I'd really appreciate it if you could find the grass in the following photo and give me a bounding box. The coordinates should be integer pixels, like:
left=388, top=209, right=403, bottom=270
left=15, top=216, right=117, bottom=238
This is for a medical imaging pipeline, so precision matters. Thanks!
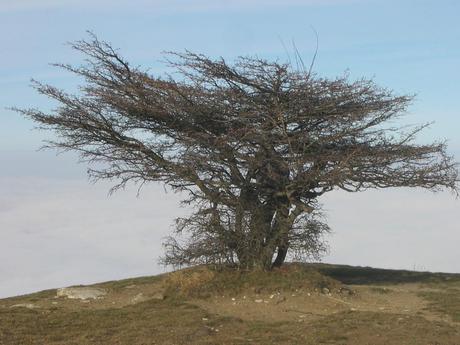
left=164, top=263, right=340, bottom=298
left=369, top=287, right=392, bottom=294
left=419, top=288, right=460, bottom=322
left=0, top=299, right=214, bottom=345
left=95, top=274, right=165, bottom=292
left=1, top=263, right=459, bottom=345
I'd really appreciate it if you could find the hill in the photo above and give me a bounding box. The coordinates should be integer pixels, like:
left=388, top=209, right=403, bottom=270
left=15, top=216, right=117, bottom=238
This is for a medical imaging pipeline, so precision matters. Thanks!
left=1, top=263, right=459, bottom=344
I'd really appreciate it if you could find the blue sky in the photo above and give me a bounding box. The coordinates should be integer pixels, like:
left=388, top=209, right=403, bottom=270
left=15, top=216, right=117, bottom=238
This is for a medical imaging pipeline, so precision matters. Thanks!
left=1, top=0, right=459, bottom=297
left=2, top=0, right=460, bottom=150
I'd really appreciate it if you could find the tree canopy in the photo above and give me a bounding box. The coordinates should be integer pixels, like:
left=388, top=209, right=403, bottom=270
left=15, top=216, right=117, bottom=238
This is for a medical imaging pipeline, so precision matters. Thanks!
left=17, top=34, right=459, bottom=270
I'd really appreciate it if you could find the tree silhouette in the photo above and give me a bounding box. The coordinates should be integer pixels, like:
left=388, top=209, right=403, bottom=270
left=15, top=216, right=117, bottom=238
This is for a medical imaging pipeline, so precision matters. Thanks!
left=17, top=34, right=459, bottom=270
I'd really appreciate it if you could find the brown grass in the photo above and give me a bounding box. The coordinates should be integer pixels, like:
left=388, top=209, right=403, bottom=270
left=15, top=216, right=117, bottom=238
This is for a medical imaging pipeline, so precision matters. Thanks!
left=164, top=263, right=340, bottom=298
left=1, top=263, right=459, bottom=345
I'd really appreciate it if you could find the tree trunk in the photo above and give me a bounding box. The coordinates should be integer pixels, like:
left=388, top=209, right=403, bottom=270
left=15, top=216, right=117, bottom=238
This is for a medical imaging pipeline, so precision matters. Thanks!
left=269, top=203, right=291, bottom=269
left=272, top=245, right=288, bottom=268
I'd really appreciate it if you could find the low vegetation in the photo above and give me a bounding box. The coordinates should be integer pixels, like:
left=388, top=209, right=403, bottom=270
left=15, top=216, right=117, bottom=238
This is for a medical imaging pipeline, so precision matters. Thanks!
left=163, top=264, right=340, bottom=298
left=1, top=263, right=459, bottom=345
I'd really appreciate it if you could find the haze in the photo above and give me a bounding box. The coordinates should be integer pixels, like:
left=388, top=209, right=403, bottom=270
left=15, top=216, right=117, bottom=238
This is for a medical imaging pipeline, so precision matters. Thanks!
left=1, top=0, right=459, bottom=298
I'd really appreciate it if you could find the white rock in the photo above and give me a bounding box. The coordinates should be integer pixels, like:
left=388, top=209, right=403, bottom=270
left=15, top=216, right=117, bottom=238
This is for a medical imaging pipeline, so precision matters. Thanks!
left=131, top=293, right=146, bottom=304
left=151, top=292, right=165, bottom=300
left=56, top=287, right=107, bottom=300
left=254, top=299, right=263, bottom=303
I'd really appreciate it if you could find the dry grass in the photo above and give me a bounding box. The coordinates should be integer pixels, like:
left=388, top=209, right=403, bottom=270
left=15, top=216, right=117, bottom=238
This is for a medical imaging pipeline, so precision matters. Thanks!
left=164, top=263, right=340, bottom=298
left=420, top=288, right=460, bottom=322
left=1, top=263, right=459, bottom=345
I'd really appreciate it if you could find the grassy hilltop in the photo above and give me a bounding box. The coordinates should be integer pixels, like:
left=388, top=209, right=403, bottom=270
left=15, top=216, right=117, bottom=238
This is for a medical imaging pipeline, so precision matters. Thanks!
left=1, top=263, right=459, bottom=345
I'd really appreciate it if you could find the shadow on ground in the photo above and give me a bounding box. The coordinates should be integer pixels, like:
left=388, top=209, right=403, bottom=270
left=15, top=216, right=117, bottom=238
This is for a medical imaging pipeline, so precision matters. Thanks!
left=311, top=263, right=460, bottom=285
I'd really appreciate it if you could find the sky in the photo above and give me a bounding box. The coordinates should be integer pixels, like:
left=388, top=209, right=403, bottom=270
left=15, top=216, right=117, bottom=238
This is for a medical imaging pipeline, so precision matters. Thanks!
left=0, top=0, right=459, bottom=298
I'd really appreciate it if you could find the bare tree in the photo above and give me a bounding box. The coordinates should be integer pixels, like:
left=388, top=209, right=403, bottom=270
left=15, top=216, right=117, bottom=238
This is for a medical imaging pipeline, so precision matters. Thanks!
left=16, top=34, right=459, bottom=270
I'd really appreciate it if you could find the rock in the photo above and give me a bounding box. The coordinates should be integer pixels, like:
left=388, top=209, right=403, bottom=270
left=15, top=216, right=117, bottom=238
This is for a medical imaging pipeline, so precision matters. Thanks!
left=56, top=287, right=106, bottom=300
left=10, top=303, right=38, bottom=309
left=151, top=292, right=165, bottom=300
left=322, top=287, right=330, bottom=294
left=254, top=299, right=263, bottom=303
left=131, top=293, right=147, bottom=304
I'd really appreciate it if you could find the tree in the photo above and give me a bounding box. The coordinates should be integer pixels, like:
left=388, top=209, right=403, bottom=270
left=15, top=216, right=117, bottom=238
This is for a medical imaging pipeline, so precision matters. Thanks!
left=16, top=34, right=459, bottom=270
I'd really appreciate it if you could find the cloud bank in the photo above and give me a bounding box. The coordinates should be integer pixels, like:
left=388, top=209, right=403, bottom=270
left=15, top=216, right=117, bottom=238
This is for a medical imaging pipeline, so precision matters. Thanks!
left=0, top=174, right=186, bottom=298
left=1, top=151, right=459, bottom=298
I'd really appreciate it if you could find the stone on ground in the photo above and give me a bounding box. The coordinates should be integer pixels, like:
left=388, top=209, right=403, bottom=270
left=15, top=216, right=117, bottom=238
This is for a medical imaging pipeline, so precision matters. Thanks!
left=56, top=287, right=107, bottom=300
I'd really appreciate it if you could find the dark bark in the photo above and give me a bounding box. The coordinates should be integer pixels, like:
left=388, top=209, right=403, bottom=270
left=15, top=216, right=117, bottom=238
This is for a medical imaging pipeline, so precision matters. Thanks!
left=272, top=246, right=288, bottom=268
